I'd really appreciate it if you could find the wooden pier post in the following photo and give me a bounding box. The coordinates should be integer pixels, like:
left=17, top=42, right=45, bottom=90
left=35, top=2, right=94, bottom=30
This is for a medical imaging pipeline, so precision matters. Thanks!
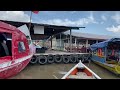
left=70, top=29, right=72, bottom=52
left=51, top=35, right=52, bottom=49
left=60, top=33, right=62, bottom=50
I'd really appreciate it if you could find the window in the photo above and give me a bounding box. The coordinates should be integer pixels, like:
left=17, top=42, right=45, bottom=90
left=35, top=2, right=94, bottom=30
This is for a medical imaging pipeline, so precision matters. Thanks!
left=0, top=32, right=12, bottom=57
left=18, top=42, right=26, bottom=52
left=26, top=36, right=32, bottom=45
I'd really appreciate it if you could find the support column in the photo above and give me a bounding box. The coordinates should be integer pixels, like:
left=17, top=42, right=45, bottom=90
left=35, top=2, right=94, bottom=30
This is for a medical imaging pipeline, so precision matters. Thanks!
left=51, top=35, right=52, bottom=49
left=70, top=29, right=72, bottom=52
left=75, top=38, right=77, bottom=47
left=75, top=38, right=77, bottom=52
left=86, top=39, right=88, bottom=53
left=60, top=33, right=62, bottom=50
left=68, top=38, right=70, bottom=49
left=96, top=40, right=98, bottom=43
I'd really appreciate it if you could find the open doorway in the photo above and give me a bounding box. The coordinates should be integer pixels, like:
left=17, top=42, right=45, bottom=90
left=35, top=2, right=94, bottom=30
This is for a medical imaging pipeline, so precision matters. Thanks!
left=0, top=32, right=12, bottom=57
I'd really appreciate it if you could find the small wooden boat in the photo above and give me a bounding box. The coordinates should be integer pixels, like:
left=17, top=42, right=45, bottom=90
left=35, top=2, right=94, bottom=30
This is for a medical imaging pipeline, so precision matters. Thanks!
left=61, top=61, right=101, bottom=79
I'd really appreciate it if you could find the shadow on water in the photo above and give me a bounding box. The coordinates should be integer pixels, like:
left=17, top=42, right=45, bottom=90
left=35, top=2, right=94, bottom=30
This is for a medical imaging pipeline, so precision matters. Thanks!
left=11, top=63, right=76, bottom=79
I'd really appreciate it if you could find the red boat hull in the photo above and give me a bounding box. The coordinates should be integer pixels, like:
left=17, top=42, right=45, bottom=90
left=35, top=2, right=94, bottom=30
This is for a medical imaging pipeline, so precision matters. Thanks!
left=0, top=21, right=35, bottom=79
left=0, top=57, right=32, bottom=79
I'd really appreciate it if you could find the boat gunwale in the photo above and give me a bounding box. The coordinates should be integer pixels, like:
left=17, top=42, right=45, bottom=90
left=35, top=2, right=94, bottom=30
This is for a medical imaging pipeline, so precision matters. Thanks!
left=61, top=61, right=101, bottom=79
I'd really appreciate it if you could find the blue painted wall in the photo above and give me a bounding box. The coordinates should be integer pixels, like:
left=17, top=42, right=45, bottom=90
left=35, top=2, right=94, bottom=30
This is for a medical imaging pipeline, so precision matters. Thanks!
left=92, top=55, right=106, bottom=63
left=92, top=47, right=106, bottom=63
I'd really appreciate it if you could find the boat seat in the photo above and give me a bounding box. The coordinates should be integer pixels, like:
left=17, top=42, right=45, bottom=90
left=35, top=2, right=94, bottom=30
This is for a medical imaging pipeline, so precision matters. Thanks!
left=68, top=74, right=95, bottom=79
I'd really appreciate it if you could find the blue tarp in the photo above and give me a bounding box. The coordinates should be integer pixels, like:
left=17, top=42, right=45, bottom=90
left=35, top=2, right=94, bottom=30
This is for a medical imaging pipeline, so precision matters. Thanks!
left=90, top=38, right=120, bottom=51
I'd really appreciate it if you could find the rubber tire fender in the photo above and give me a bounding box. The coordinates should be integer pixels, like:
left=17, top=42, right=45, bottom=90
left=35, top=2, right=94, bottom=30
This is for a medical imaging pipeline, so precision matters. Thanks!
left=54, top=54, right=62, bottom=63
left=47, top=54, right=54, bottom=64
left=30, top=55, right=37, bottom=64
left=62, top=55, right=70, bottom=64
left=37, top=55, right=47, bottom=65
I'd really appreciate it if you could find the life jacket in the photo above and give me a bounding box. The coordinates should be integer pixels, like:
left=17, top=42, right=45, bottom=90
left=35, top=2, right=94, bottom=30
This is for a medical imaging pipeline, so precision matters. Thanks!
left=98, top=48, right=102, bottom=56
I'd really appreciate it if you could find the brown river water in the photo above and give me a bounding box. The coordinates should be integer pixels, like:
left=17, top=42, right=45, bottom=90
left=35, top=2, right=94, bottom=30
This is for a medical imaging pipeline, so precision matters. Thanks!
left=10, top=62, right=120, bottom=79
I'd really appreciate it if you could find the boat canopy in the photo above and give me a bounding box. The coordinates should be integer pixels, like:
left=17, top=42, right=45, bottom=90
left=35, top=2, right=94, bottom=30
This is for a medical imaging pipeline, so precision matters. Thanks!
left=90, top=38, right=120, bottom=51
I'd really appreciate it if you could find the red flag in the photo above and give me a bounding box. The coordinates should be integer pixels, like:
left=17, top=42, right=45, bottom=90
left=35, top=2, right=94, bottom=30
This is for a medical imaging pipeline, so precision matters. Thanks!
left=32, top=11, right=39, bottom=14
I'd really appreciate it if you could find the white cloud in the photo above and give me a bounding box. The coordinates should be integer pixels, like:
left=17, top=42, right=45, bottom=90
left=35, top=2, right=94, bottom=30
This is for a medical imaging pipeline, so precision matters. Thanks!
left=39, top=12, right=98, bottom=26
left=106, top=25, right=120, bottom=33
left=70, top=11, right=77, bottom=14
left=100, top=22, right=104, bottom=24
left=0, top=11, right=30, bottom=22
left=112, top=13, right=120, bottom=24
left=101, top=15, right=107, bottom=21
left=0, top=11, right=98, bottom=27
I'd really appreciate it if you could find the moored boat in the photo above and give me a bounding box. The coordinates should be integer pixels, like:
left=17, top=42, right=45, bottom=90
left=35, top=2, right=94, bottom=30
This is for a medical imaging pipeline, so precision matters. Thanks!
left=90, top=38, right=120, bottom=75
left=0, top=21, right=34, bottom=79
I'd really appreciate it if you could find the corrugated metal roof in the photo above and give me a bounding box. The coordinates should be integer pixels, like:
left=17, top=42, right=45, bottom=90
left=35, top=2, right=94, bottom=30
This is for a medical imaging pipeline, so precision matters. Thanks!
left=64, top=32, right=117, bottom=40
left=0, top=20, right=82, bottom=30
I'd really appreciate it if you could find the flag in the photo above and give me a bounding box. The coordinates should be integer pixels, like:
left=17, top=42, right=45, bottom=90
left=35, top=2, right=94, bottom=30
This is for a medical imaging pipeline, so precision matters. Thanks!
left=32, top=11, right=39, bottom=14
left=28, top=11, right=39, bottom=30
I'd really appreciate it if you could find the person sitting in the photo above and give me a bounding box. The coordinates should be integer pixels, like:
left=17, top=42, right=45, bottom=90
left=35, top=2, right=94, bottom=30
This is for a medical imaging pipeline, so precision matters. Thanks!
left=81, top=46, right=86, bottom=53
left=0, top=33, right=9, bottom=57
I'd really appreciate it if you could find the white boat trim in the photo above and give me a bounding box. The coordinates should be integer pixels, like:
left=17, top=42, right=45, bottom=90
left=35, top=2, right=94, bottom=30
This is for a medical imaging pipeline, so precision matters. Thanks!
left=61, top=63, right=79, bottom=79
left=0, top=54, right=33, bottom=72
left=80, top=62, right=101, bottom=79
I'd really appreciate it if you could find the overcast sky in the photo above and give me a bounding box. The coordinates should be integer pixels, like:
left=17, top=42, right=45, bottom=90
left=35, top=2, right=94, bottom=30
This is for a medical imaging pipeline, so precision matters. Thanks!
left=0, top=11, right=120, bottom=37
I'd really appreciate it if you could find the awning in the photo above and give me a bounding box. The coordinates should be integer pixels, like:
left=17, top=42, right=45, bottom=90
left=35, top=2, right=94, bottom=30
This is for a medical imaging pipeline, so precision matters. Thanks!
left=90, top=38, right=120, bottom=51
